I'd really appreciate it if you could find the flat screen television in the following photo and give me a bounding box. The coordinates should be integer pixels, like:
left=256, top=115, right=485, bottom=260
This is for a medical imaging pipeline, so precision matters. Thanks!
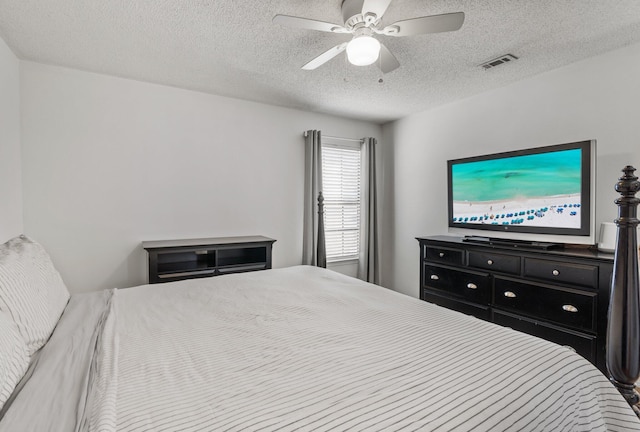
left=447, top=140, right=596, bottom=246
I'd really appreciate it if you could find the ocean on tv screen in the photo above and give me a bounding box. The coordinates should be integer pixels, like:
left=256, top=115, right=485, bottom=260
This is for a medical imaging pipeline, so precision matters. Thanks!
left=451, top=149, right=582, bottom=229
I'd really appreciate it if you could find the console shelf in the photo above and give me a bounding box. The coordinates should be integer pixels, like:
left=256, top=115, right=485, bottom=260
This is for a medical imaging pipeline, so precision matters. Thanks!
left=417, top=235, right=614, bottom=372
left=143, top=236, right=276, bottom=284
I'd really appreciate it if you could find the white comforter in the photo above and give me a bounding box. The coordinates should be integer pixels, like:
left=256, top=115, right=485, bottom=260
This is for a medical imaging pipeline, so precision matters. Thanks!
left=3, top=266, right=640, bottom=431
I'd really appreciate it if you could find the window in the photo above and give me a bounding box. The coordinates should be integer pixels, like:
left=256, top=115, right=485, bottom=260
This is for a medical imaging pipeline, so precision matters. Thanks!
left=322, top=141, right=361, bottom=261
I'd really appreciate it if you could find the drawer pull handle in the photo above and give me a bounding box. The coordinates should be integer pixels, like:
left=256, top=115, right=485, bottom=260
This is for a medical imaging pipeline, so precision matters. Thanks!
left=504, top=291, right=516, bottom=298
left=562, top=304, right=578, bottom=313
left=430, top=274, right=440, bottom=281
left=467, top=283, right=478, bottom=289
left=487, top=259, right=494, bottom=265
left=552, top=269, right=560, bottom=276
left=439, top=252, right=445, bottom=258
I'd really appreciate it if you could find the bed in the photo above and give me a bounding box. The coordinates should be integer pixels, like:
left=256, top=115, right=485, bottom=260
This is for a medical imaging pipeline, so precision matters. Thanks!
left=0, top=166, right=639, bottom=431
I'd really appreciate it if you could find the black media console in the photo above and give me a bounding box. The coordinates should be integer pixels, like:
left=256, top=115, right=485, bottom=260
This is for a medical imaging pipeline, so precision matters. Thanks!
left=417, top=235, right=614, bottom=372
left=143, top=236, right=276, bottom=284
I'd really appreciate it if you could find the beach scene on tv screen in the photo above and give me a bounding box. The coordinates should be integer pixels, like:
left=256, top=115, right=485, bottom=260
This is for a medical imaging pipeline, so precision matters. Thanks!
left=451, top=149, right=582, bottom=229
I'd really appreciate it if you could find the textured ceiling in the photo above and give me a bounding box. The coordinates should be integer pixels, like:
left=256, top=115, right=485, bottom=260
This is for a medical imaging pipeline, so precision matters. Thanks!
left=1, top=0, right=640, bottom=123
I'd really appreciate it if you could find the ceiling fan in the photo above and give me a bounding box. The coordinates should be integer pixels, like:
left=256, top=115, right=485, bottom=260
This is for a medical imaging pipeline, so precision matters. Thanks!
left=273, top=0, right=464, bottom=73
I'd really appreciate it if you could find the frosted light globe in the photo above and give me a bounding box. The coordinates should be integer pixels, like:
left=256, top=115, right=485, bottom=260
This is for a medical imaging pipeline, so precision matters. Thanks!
left=346, top=35, right=381, bottom=66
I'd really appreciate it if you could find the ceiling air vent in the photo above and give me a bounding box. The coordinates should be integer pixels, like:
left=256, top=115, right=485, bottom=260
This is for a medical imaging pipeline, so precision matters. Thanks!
left=480, top=54, right=518, bottom=70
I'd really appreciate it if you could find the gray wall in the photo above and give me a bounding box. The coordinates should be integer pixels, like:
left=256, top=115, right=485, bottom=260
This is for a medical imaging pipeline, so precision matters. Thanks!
left=384, top=41, right=640, bottom=298
left=20, top=62, right=381, bottom=292
left=9, top=39, right=640, bottom=296
left=0, top=37, right=22, bottom=242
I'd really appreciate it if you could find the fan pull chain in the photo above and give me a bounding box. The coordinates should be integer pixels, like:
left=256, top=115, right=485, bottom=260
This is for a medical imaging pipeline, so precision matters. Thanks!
left=343, top=52, right=349, bottom=82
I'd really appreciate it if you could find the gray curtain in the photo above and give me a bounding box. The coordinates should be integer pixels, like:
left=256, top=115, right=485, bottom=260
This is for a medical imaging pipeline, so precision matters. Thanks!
left=358, top=137, right=380, bottom=284
left=302, top=130, right=326, bottom=267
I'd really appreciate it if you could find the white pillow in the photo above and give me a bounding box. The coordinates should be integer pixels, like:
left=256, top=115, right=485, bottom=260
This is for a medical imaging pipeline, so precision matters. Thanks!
left=0, top=310, right=29, bottom=409
left=0, top=235, right=70, bottom=355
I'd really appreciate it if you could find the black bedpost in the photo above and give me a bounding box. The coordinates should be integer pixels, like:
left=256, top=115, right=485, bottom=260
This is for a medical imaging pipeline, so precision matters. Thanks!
left=607, top=165, right=640, bottom=413
left=317, top=192, right=327, bottom=268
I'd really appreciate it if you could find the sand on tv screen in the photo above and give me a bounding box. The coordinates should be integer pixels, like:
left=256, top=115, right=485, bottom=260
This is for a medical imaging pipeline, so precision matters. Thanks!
left=450, top=148, right=583, bottom=229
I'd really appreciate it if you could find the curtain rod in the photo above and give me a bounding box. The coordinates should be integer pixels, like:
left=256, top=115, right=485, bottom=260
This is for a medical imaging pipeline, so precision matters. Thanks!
left=303, top=131, right=363, bottom=143
left=324, top=135, right=364, bottom=143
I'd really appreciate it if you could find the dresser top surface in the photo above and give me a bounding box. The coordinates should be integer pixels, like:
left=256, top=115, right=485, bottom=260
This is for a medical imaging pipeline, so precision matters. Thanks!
left=417, top=235, right=614, bottom=262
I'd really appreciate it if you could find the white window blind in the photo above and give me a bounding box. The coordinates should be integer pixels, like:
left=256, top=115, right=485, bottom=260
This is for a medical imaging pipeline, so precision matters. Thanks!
left=322, top=143, right=361, bottom=261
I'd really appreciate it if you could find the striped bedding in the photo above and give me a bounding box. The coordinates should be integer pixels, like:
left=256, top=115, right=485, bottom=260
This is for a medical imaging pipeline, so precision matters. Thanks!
left=3, top=266, right=640, bottom=431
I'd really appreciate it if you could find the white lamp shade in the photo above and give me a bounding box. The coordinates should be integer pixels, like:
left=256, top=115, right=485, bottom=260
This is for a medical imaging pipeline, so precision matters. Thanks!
left=598, top=222, right=617, bottom=252
left=346, top=35, right=381, bottom=66
left=598, top=221, right=640, bottom=253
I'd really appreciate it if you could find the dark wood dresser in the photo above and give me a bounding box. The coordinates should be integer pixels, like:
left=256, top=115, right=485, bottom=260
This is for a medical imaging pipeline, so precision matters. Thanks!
left=417, top=235, right=614, bottom=372
left=143, top=236, right=276, bottom=284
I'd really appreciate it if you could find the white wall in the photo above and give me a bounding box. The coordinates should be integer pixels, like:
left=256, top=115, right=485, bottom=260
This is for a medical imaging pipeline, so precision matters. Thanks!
left=0, top=37, right=22, bottom=243
left=20, top=62, right=381, bottom=293
left=385, top=41, right=640, bottom=298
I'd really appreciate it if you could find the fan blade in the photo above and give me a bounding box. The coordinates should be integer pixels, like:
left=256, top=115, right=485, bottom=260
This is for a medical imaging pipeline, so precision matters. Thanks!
left=362, top=0, right=393, bottom=19
left=273, top=15, right=349, bottom=33
left=382, top=12, right=464, bottom=37
left=378, top=43, right=400, bottom=73
left=302, top=43, right=348, bottom=70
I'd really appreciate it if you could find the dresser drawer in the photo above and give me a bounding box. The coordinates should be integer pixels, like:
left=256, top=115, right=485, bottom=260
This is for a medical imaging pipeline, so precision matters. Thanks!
left=424, top=245, right=464, bottom=266
left=523, top=258, right=598, bottom=289
left=493, top=310, right=596, bottom=363
left=422, top=290, right=490, bottom=321
left=469, top=251, right=520, bottom=275
left=423, top=264, right=490, bottom=305
left=494, top=278, right=596, bottom=332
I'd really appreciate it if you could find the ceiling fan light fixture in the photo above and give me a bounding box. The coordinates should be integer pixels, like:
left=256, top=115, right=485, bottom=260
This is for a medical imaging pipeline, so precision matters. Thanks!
left=274, top=1, right=464, bottom=73
left=346, top=35, right=381, bottom=66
